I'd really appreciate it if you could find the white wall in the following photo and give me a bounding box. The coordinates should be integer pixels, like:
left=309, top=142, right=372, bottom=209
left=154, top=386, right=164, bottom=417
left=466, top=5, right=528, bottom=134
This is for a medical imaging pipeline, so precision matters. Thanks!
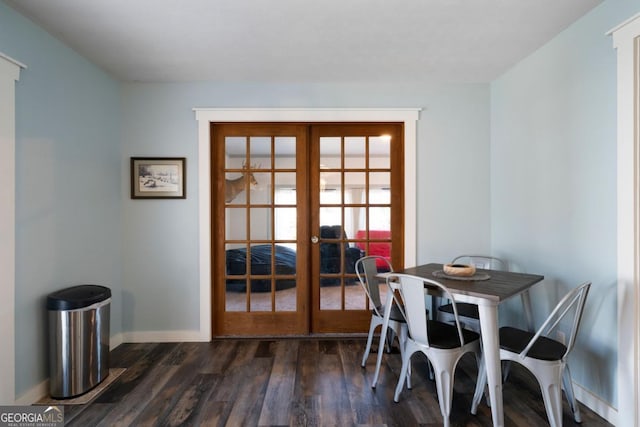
left=490, top=0, right=640, bottom=410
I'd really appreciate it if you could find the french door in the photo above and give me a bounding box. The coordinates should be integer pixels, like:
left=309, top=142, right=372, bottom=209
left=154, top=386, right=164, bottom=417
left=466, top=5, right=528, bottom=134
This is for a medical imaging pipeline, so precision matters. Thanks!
left=211, top=123, right=404, bottom=336
left=310, top=124, right=404, bottom=333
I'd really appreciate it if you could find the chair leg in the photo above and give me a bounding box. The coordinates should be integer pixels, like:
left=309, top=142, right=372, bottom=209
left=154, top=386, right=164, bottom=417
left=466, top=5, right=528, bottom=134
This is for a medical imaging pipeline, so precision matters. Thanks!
left=431, top=353, right=459, bottom=427
left=473, top=330, right=491, bottom=407
left=502, top=360, right=512, bottom=383
left=373, top=322, right=401, bottom=389
left=471, top=354, right=487, bottom=414
left=361, top=318, right=377, bottom=367
left=394, top=348, right=414, bottom=402
left=398, top=326, right=412, bottom=389
left=371, top=343, right=383, bottom=388
left=562, top=364, right=582, bottom=423
left=385, top=329, right=396, bottom=353
left=537, top=371, right=564, bottom=427
left=371, top=319, right=396, bottom=388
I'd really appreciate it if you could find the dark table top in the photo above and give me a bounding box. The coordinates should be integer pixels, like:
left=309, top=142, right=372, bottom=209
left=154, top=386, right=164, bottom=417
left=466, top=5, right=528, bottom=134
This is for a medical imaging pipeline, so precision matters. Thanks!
left=392, top=263, right=544, bottom=304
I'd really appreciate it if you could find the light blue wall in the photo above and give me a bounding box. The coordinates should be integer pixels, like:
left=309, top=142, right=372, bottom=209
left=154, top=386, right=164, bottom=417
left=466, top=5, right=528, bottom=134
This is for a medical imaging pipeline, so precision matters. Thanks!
left=120, top=82, right=491, bottom=331
left=0, top=1, right=122, bottom=397
left=491, top=0, right=640, bottom=407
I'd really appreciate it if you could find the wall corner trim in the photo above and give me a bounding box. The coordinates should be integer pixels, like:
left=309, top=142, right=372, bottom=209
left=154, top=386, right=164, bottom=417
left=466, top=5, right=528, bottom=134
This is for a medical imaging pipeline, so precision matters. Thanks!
left=611, top=12, right=640, bottom=427
left=0, top=51, right=25, bottom=405
left=0, top=52, right=26, bottom=71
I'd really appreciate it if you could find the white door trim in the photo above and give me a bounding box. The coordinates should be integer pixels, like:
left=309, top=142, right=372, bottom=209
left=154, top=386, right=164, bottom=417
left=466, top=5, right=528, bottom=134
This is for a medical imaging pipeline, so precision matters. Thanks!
left=0, top=52, right=25, bottom=405
left=194, top=108, right=421, bottom=340
left=609, top=13, right=640, bottom=427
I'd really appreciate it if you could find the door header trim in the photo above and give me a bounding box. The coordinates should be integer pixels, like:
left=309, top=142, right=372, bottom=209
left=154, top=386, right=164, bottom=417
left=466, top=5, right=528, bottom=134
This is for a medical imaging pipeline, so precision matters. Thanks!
left=194, top=107, right=421, bottom=122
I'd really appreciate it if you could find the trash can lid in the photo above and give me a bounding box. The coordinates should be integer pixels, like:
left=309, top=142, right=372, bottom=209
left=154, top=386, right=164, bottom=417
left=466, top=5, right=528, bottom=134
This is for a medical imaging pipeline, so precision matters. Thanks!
left=47, top=285, right=111, bottom=310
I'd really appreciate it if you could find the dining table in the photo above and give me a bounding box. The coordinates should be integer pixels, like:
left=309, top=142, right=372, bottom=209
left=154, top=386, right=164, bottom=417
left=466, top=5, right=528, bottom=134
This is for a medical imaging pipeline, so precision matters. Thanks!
left=377, top=263, right=544, bottom=427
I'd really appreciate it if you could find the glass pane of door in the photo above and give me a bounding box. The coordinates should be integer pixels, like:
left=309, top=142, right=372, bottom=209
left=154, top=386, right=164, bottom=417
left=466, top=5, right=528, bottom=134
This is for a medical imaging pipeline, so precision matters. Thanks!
left=224, top=136, right=296, bottom=312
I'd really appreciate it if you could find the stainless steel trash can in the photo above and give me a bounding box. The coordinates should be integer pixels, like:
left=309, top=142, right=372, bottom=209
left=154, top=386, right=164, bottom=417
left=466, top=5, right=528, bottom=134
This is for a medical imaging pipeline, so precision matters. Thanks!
left=47, top=284, right=111, bottom=399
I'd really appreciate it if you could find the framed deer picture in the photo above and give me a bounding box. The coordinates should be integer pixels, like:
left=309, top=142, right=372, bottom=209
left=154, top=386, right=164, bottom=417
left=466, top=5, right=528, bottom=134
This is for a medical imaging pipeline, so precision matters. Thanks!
left=131, top=157, right=186, bottom=199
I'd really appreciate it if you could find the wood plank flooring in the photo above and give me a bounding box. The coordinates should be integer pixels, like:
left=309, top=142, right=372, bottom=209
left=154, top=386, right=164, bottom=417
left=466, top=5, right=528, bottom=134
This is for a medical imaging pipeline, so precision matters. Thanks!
left=61, top=338, right=612, bottom=426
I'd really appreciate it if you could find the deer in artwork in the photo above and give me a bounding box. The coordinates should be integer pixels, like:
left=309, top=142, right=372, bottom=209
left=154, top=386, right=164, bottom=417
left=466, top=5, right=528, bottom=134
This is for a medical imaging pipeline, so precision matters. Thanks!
left=225, top=162, right=259, bottom=202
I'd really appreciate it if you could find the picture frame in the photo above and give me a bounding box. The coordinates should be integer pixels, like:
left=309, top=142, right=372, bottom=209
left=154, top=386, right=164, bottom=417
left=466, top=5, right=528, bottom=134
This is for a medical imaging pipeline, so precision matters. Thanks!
left=130, top=157, right=186, bottom=199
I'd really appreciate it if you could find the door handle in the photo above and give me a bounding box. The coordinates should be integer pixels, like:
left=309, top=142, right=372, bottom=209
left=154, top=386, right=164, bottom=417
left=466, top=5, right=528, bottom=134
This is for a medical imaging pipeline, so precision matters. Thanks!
left=311, top=235, right=319, bottom=244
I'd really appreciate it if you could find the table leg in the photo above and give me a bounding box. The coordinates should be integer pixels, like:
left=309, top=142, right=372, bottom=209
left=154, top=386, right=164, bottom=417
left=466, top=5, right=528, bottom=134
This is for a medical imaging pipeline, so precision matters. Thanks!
left=478, top=303, right=503, bottom=427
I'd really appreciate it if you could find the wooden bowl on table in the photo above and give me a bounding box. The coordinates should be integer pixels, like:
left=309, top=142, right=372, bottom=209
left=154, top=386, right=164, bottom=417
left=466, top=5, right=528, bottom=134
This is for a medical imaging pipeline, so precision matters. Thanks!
left=443, top=263, right=476, bottom=277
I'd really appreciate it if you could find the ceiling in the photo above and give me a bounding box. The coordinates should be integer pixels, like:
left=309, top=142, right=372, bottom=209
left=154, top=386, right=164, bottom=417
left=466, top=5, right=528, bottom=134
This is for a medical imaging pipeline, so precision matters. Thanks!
left=6, top=0, right=602, bottom=83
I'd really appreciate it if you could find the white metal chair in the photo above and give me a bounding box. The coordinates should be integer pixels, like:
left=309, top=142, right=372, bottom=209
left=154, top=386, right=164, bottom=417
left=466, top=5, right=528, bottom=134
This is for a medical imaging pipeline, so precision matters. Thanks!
left=355, top=256, right=410, bottom=388
left=471, top=281, right=591, bottom=427
left=389, top=273, right=481, bottom=427
left=437, top=255, right=508, bottom=332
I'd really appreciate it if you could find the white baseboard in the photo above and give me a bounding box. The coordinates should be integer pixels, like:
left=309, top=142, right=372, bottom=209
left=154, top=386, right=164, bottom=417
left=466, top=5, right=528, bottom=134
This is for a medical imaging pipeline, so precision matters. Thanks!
left=121, top=329, right=208, bottom=343
left=573, top=381, right=617, bottom=425
left=15, top=378, right=48, bottom=406
left=110, top=332, right=124, bottom=349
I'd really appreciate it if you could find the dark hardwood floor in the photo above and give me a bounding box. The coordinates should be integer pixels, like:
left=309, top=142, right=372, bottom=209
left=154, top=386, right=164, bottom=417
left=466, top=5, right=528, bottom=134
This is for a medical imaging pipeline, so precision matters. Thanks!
left=61, top=338, right=612, bottom=426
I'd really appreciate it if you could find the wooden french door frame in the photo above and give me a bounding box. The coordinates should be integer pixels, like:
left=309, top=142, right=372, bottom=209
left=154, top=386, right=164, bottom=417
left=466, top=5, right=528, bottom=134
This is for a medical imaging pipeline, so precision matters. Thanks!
left=211, top=122, right=405, bottom=336
left=194, top=108, right=420, bottom=340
